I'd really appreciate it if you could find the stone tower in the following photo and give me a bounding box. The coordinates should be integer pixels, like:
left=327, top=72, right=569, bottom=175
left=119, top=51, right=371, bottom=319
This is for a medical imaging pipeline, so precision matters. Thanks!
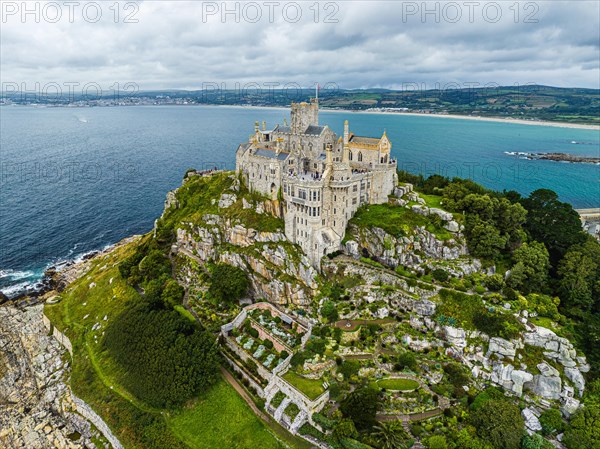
left=290, top=99, right=319, bottom=134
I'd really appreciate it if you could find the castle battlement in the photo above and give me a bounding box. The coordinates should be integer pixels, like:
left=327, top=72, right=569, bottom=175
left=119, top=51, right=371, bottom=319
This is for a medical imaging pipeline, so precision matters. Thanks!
left=236, top=99, right=397, bottom=268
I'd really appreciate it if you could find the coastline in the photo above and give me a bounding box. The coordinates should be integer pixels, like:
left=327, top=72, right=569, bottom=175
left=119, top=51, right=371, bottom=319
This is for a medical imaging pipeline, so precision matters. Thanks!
left=6, top=102, right=599, bottom=130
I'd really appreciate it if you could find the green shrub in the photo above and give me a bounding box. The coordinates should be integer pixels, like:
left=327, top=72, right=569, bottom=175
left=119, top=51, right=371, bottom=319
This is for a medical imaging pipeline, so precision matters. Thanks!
left=432, top=269, right=450, bottom=282
left=208, top=264, right=249, bottom=303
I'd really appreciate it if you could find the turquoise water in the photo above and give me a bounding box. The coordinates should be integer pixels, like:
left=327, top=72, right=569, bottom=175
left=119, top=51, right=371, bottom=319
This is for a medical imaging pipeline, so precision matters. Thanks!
left=0, top=105, right=598, bottom=296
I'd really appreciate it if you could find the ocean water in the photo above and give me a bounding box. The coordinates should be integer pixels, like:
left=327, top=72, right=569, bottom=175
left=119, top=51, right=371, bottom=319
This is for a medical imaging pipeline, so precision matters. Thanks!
left=1, top=105, right=599, bottom=297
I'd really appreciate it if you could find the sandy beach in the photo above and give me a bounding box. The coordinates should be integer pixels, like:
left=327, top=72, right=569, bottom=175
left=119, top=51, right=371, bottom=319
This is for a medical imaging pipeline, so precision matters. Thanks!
left=211, top=104, right=599, bottom=131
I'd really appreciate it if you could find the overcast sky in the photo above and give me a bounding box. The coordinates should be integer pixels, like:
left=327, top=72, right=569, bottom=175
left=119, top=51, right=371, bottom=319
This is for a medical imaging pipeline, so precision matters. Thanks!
left=1, top=1, right=599, bottom=92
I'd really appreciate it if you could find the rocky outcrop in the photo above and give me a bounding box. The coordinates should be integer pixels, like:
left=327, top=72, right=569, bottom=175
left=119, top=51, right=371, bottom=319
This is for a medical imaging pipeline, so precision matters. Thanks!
left=175, top=216, right=317, bottom=305
left=344, top=224, right=480, bottom=276
left=524, top=325, right=588, bottom=396
left=0, top=305, right=106, bottom=448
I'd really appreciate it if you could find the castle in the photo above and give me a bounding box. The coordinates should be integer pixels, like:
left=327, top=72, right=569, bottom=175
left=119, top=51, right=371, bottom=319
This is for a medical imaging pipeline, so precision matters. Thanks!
left=236, top=98, right=397, bottom=268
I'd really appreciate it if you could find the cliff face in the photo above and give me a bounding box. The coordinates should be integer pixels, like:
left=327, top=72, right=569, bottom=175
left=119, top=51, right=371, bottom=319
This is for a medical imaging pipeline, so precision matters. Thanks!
left=162, top=172, right=318, bottom=305
left=0, top=304, right=104, bottom=449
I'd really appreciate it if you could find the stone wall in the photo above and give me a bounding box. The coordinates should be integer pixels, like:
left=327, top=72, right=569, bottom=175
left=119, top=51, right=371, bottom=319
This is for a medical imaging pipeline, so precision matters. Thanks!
left=42, top=314, right=72, bottom=356
left=70, top=392, right=124, bottom=449
left=43, top=311, right=124, bottom=449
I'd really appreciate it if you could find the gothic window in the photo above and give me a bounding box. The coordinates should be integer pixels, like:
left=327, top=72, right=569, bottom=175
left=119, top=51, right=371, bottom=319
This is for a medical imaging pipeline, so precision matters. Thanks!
left=358, top=152, right=363, bottom=162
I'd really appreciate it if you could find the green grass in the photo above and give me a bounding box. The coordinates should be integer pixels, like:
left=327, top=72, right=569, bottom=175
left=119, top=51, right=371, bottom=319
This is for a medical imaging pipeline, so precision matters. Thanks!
left=167, top=380, right=285, bottom=449
left=44, top=237, right=298, bottom=449
left=350, top=204, right=452, bottom=240
left=419, top=194, right=444, bottom=209
left=282, top=371, right=325, bottom=400
left=174, top=305, right=197, bottom=323
left=375, top=378, right=420, bottom=391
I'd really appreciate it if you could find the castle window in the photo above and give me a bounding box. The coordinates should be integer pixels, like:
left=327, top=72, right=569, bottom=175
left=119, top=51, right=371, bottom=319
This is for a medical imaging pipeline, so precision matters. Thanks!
left=322, top=219, right=325, bottom=225
left=334, top=195, right=337, bottom=201
left=358, top=152, right=363, bottom=162
left=352, top=198, right=357, bottom=205
left=334, top=208, right=336, bottom=215
left=353, top=185, right=358, bottom=192
left=349, top=151, right=353, bottom=161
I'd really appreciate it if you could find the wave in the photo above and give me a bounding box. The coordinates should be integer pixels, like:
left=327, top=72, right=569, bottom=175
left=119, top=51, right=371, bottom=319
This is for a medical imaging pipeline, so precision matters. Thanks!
left=1, top=243, right=116, bottom=299
left=0, top=269, right=36, bottom=280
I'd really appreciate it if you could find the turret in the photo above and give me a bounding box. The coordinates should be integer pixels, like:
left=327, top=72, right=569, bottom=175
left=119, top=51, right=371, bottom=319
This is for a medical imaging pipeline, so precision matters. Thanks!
left=342, top=120, right=350, bottom=162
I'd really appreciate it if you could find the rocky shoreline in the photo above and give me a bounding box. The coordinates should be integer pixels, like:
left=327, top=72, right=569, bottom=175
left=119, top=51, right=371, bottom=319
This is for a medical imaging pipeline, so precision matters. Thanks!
left=505, top=151, right=600, bottom=164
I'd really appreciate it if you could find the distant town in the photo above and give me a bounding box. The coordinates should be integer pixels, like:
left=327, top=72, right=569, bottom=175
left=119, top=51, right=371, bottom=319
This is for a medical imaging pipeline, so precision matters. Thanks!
left=2, top=85, right=599, bottom=125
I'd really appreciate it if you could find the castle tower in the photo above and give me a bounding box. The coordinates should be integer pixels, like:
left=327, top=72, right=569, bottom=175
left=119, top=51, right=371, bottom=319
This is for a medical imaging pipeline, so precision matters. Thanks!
left=290, top=99, right=319, bottom=134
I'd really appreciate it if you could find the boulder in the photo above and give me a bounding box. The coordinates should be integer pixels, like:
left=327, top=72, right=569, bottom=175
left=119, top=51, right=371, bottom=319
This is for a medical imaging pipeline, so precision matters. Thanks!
left=564, top=367, right=585, bottom=396
left=522, top=408, right=542, bottom=432
left=487, top=337, right=516, bottom=359
left=444, top=326, right=467, bottom=348
left=218, top=193, right=237, bottom=208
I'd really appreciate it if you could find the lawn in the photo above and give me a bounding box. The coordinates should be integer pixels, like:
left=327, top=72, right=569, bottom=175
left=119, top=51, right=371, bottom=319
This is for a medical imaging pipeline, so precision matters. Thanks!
left=167, top=380, right=285, bottom=449
left=283, top=371, right=325, bottom=400
left=375, top=378, right=420, bottom=391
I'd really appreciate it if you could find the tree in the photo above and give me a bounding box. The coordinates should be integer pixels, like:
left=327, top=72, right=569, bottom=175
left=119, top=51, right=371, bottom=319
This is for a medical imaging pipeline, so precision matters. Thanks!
left=340, top=387, right=380, bottom=430
left=521, top=189, right=586, bottom=263
left=371, top=421, right=410, bottom=449
left=208, top=264, right=249, bottom=303
left=104, top=302, right=219, bottom=408
left=396, top=351, right=417, bottom=371
left=469, top=399, right=524, bottom=449
left=432, top=268, right=450, bottom=282
left=465, top=216, right=507, bottom=260
left=320, top=300, right=339, bottom=322
left=161, top=279, right=184, bottom=308
left=557, top=238, right=600, bottom=316
left=538, top=408, right=564, bottom=436
left=506, top=241, right=550, bottom=294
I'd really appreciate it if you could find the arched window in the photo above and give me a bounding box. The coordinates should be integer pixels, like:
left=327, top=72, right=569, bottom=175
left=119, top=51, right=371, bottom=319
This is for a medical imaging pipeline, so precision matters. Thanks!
left=358, top=151, right=363, bottom=162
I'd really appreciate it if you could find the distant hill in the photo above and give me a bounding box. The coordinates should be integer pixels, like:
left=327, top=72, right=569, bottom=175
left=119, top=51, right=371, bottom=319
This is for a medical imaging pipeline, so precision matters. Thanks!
left=2, top=85, right=599, bottom=125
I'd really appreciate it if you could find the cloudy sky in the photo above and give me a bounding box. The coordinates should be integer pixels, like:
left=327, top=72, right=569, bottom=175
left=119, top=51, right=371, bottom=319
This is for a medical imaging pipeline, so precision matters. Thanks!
left=1, top=1, right=599, bottom=92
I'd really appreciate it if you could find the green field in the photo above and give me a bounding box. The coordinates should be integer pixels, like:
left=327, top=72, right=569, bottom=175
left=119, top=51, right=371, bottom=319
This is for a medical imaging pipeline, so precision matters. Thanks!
left=375, top=378, right=420, bottom=391
left=44, top=238, right=295, bottom=449
left=168, top=381, right=285, bottom=449
left=282, top=371, right=325, bottom=400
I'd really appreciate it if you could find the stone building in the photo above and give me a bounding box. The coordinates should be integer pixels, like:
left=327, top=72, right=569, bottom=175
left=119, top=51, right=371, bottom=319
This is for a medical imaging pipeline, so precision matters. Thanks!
left=236, top=98, right=397, bottom=267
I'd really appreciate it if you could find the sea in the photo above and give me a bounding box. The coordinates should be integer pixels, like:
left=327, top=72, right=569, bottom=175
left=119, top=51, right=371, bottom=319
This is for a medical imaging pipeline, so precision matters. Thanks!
left=1, top=105, right=599, bottom=297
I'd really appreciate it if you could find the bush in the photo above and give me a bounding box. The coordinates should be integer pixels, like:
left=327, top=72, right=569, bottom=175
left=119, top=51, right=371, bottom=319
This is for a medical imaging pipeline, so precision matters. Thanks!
left=248, top=327, right=259, bottom=338
left=538, top=408, right=564, bottom=435
left=485, top=273, right=505, bottom=291
left=396, top=351, right=418, bottom=371
left=263, top=339, right=274, bottom=349
left=432, top=269, right=450, bottom=282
